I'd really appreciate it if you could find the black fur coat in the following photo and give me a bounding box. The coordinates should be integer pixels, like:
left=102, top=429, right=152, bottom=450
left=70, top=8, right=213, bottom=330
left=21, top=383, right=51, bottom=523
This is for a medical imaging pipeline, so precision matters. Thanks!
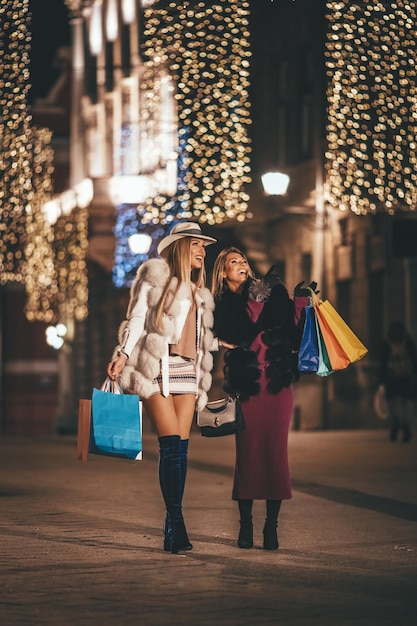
left=214, top=278, right=303, bottom=400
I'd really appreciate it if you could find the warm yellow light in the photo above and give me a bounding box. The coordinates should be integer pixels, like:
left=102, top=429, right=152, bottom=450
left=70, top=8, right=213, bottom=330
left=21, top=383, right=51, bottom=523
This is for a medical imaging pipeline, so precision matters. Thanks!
left=261, top=172, right=290, bottom=196
left=141, top=0, right=251, bottom=224
left=128, top=233, right=152, bottom=254
left=325, top=1, right=417, bottom=214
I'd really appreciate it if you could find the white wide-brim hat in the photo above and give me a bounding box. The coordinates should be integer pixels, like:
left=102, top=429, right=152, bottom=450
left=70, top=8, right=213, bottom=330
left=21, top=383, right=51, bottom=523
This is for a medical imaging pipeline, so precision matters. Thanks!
left=157, top=222, right=217, bottom=255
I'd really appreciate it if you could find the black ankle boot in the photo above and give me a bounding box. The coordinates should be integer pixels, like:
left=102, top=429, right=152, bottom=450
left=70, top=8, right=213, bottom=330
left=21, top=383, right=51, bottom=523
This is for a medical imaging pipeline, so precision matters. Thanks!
left=263, top=519, right=279, bottom=550
left=263, top=499, right=281, bottom=550
left=238, top=520, right=253, bottom=549
left=237, top=499, right=253, bottom=548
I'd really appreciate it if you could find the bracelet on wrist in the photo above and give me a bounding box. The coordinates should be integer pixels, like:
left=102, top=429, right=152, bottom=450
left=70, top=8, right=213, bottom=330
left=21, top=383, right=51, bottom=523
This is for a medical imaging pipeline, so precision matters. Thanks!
left=118, top=349, right=129, bottom=359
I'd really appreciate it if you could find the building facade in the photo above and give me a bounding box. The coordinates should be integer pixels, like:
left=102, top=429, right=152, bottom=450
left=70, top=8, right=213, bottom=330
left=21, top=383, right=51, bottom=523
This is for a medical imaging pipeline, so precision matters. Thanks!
left=1, top=0, right=416, bottom=435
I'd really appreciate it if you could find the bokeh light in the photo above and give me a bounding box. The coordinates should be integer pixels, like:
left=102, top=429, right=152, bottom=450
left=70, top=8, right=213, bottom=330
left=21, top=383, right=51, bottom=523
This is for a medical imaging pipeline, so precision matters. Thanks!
left=325, top=1, right=417, bottom=215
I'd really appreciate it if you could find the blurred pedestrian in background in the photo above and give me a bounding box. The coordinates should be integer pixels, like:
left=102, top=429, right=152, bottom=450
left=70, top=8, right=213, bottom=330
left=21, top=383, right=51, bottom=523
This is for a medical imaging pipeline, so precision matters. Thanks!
left=211, top=247, right=313, bottom=550
left=377, top=320, right=417, bottom=443
left=107, top=222, right=217, bottom=553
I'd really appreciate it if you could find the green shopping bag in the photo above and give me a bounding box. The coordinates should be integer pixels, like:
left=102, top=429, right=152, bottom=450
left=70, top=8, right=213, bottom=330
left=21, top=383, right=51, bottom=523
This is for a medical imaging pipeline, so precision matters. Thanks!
left=314, top=312, right=334, bottom=377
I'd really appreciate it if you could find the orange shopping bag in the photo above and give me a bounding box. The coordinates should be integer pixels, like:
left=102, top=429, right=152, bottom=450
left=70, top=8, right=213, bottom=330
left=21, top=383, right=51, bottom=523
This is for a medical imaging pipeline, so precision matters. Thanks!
left=315, top=308, right=351, bottom=370
left=311, top=292, right=368, bottom=363
left=310, top=292, right=367, bottom=370
left=316, top=299, right=368, bottom=363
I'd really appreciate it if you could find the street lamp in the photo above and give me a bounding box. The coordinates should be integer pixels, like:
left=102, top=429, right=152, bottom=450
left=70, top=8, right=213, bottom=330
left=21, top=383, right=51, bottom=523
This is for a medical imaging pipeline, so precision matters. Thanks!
left=45, top=324, right=68, bottom=350
left=261, top=171, right=290, bottom=196
left=128, top=233, right=152, bottom=254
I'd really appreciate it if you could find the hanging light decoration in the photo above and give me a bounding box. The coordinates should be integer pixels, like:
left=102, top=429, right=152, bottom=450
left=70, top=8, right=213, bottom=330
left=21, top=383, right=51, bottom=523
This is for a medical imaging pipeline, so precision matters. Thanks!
left=0, top=0, right=90, bottom=323
left=0, top=0, right=33, bottom=284
left=24, top=127, right=57, bottom=323
left=52, top=204, right=89, bottom=322
left=140, top=0, right=252, bottom=225
left=325, top=1, right=417, bottom=215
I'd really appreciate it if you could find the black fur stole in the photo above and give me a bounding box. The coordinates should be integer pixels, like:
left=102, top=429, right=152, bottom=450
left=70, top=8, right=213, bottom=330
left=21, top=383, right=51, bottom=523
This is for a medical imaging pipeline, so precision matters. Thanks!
left=214, top=280, right=300, bottom=399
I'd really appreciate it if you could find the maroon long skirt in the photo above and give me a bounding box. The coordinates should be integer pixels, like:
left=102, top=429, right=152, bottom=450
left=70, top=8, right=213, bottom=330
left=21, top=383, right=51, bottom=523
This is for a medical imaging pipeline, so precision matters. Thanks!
left=232, top=370, right=294, bottom=501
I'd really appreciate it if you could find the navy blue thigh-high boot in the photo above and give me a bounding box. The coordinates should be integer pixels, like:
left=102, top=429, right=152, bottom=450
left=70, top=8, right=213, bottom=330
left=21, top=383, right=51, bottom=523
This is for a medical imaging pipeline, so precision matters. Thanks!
left=159, top=435, right=192, bottom=553
left=163, top=438, right=189, bottom=551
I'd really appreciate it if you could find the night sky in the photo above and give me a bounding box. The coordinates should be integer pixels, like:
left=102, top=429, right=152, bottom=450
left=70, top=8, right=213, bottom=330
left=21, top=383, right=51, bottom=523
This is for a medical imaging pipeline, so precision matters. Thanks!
left=27, top=0, right=289, bottom=103
left=28, top=0, right=70, bottom=104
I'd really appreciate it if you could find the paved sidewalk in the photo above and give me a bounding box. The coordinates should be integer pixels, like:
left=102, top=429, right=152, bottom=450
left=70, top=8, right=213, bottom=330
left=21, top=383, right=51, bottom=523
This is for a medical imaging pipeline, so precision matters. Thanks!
left=1, top=429, right=417, bottom=625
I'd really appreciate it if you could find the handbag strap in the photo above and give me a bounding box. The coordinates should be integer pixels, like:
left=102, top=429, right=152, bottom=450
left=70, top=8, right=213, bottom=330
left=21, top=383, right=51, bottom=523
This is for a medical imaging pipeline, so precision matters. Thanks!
left=204, top=393, right=240, bottom=414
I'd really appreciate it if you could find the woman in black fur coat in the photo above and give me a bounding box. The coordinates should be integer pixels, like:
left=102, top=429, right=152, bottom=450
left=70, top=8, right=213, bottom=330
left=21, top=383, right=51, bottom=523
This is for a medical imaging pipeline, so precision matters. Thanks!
left=211, top=247, right=311, bottom=550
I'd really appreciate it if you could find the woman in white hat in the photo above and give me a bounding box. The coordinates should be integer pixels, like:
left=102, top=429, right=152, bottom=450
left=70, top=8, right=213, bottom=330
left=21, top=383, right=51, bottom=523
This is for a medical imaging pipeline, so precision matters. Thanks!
left=107, top=222, right=217, bottom=554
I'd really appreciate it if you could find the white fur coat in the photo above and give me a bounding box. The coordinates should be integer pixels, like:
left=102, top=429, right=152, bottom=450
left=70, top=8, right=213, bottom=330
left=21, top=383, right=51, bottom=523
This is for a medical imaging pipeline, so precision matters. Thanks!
left=114, top=258, right=215, bottom=410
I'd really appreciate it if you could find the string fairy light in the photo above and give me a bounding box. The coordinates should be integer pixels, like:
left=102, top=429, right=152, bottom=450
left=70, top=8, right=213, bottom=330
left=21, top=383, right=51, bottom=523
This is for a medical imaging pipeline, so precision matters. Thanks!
left=0, top=0, right=33, bottom=283
left=325, top=1, right=417, bottom=215
left=141, top=0, right=252, bottom=225
left=1, top=0, right=89, bottom=322
left=24, top=126, right=57, bottom=322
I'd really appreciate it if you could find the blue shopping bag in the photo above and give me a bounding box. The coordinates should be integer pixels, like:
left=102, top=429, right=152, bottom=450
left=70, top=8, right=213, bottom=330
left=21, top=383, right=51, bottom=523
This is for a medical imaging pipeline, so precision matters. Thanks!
left=91, top=378, right=142, bottom=460
left=298, top=306, right=319, bottom=373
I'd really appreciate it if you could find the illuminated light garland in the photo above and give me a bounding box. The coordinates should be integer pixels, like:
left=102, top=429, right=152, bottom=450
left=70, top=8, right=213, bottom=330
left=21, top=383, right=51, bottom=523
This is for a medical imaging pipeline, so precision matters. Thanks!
left=24, top=126, right=57, bottom=322
left=52, top=205, right=89, bottom=322
left=0, top=0, right=32, bottom=283
left=1, top=0, right=89, bottom=323
left=141, top=0, right=252, bottom=225
left=325, top=1, right=417, bottom=215
left=24, top=126, right=89, bottom=323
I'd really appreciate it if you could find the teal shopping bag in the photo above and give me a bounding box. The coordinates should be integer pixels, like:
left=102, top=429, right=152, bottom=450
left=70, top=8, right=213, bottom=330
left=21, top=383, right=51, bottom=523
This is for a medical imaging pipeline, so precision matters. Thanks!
left=91, top=378, right=142, bottom=460
left=314, top=313, right=334, bottom=377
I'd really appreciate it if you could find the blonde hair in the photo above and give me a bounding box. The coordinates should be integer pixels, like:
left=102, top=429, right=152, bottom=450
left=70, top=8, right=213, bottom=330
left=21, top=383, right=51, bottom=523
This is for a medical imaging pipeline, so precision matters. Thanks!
left=155, top=237, right=206, bottom=329
left=211, top=247, right=255, bottom=299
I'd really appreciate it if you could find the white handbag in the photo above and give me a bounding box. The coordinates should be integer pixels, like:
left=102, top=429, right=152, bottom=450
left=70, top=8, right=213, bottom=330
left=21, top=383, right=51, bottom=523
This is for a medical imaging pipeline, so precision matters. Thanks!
left=197, top=395, right=244, bottom=437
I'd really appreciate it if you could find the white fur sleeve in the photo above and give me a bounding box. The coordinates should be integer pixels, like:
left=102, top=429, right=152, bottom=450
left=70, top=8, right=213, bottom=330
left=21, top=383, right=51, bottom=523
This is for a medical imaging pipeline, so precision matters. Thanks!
left=120, top=282, right=151, bottom=357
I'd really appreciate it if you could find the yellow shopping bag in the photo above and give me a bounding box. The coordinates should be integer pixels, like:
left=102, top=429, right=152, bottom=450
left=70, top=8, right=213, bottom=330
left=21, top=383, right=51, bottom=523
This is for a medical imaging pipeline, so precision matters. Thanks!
left=311, top=293, right=368, bottom=363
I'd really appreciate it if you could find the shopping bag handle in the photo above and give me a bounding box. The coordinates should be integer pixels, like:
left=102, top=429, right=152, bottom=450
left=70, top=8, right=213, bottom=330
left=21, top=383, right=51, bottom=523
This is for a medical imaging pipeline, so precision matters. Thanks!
left=308, top=287, right=322, bottom=307
left=100, top=377, right=123, bottom=394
